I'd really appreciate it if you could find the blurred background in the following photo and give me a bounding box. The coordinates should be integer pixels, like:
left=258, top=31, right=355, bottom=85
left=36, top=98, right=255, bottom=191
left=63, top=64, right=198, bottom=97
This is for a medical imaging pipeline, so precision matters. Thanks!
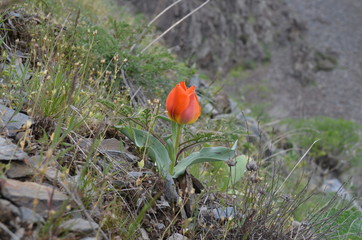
left=120, top=0, right=362, bottom=124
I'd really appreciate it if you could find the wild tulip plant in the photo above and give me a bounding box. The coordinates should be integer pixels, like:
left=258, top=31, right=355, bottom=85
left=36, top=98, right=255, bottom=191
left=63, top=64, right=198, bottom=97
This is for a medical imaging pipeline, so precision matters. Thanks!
left=118, top=81, right=238, bottom=178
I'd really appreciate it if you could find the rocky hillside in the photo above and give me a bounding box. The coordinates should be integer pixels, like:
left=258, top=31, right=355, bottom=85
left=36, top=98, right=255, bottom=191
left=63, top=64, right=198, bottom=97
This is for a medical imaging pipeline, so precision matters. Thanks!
left=119, top=0, right=293, bottom=74
left=121, top=0, right=362, bottom=124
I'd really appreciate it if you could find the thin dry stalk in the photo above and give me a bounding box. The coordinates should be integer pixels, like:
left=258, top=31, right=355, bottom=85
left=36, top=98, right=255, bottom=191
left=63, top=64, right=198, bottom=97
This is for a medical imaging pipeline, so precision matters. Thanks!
left=147, top=0, right=183, bottom=27
left=140, top=0, right=210, bottom=54
left=0, top=222, right=20, bottom=240
left=275, top=140, right=319, bottom=194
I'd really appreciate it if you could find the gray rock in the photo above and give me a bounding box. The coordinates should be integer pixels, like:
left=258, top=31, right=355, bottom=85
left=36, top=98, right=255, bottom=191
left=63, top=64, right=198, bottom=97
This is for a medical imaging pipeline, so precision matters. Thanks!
left=214, top=92, right=231, bottom=114
left=14, top=155, right=62, bottom=183
left=19, top=207, right=44, bottom=224
left=100, top=138, right=122, bottom=151
left=156, top=223, right=165, bottom=230
left=189, top=74, right=205, bottom=89
left=0, top=136, right=29, bottom=161
left=122, top=0, right=287, bottom=75
left=156, top=198, right=170, bottom=209
left=127, top=171, right=153, bottom=179
left=199, top=97, right=218, bottom=116
left=43, top=166, right=62, bottom=182
left=202, top=102, right=218, bottom=116
left=59, top=218, right=99, bottom=233
left=322, top=178, right=362, bottom=213
left=79, top=138, right=139, bottom=163
left=0, top=199, right=22, bottom=238
left=0, top=198, right=20, bottom=219
left=14, top=227, right=25, bottom=240
left=199, top=206, right=242, bottom=223
left=15, top=131, right=25, bottom=143
left=15, top=61, right=32, bottom=81
left=118, top=152, right=140, bottom=163
left=213, top=207, right=236, bottom=220
left=139, top=228, right=149, bottom=240
left=6, top=162, right=35, bottom=178
left=27, top=155, right=46, bottom=167
left=164, top=173, right=178, bottom=203
left=167, top=233, right=189, bottom=240
left=78, top=138, right=93, bottom=151
left=0, top=104, right=31, bottom=137
left=1, top=179, right=68, bottom=216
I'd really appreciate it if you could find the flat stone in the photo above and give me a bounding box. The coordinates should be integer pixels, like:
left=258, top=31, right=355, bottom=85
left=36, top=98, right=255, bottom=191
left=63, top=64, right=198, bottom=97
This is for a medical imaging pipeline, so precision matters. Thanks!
left=43, top=166, right=62, bottom=182
left=213, top=207, right=236, bottom=220
left=6, top=162, right=35, bottom=178
left=14, top=228, right=25, bottom=240
left=127, top=171, right=153, bottom=179
left=156, top=223, right=165, bottom=230
left=156, top=198, right=170, bottom=209
left=167, top=233, right=189, bottom=240
left=0, top=136, right=29, bottom=161
left=139, top=228, right=149, bottom=240
left=19, top=206, right=44, bottom=224
left=78, top=138, right=138, bottom=163
left=118, top=152, right=139, bottom=163
left=100, top=140, right=138, bottom=163
left=100, top=138, right=122, bottom=151
left=0, top=179, right=68, bottom=216
left=26, top=155, right=45, bottom=167
left=0, top=104, right=31, bottom=137
left=59, top=218, right=99, bottom=233
left=9, top=154, right=62, bottom=185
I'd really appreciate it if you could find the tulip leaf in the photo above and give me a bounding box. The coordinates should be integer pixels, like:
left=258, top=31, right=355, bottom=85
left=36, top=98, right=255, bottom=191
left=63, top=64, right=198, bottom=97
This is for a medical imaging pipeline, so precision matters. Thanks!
left=172, top=147, right=236, bottom=178
left=156, top=114, right=172, bottom=123
left=229, top=155, right=248, bottom=187
left=117, top=126, right=171, bottom=176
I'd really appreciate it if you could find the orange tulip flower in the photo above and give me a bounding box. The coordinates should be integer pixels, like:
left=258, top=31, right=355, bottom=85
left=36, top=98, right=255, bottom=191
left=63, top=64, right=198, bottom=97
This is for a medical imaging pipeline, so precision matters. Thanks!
left=166, top=81, right=201, bottom=124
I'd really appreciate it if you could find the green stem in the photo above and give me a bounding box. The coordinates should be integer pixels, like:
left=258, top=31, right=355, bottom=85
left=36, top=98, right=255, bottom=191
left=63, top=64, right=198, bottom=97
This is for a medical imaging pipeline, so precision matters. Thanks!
left=170, top=122, right=182, bottom=174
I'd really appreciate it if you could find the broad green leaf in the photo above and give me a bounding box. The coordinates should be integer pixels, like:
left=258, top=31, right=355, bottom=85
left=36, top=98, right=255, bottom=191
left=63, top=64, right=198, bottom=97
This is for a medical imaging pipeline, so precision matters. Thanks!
left=205, top=155, right=247, bottom=190
left=229, top=155, right=247, bottom=187
left=165, top=138, right=175, bottom=162
left=117, top=126, right=171, bottom=176
left=172, top=147, right=235, bottom=178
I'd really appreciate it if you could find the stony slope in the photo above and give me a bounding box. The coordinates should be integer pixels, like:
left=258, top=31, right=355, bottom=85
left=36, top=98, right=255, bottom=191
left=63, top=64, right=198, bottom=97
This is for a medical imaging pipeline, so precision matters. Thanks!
left=121, top=0, right=362, bottom=124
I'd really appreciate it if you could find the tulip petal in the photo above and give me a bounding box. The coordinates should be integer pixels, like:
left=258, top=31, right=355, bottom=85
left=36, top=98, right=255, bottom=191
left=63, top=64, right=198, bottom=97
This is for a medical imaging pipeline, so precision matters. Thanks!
left=166, top=81, right=201, bottom=124
left=166, top=82, right=190, bottom=121
left=180, top=81, right=187, bottom=91
left=186, top=85, right=195, bottom=94
left=178, top=93, right=201, bottom=124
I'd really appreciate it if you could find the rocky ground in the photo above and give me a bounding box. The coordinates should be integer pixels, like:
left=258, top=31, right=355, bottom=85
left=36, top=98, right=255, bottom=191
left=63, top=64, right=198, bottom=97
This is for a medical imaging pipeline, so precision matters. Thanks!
left=0, top=105, right=100, bottom=239
left=243, top=0, right=362, bottom=123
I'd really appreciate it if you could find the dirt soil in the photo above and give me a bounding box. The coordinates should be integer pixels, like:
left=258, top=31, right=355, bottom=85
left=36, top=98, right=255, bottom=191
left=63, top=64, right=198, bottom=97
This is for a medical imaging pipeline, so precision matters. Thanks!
left=249, top=0, right=362, bottom=123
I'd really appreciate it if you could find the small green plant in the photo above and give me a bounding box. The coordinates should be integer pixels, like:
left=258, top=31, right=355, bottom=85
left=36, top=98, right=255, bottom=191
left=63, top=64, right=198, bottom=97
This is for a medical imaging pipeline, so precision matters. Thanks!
left=287, top=117, right=360, bottom=155
left=116, top=81, right=242, bottom=178
left=322, top=207, right=362, bottom=240
left=0, top=162, right=10, bottom=179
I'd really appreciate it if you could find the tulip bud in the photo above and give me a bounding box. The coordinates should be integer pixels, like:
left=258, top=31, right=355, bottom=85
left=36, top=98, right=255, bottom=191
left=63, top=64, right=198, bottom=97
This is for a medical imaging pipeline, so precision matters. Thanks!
left=166, top=81, right=201, bottom=124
